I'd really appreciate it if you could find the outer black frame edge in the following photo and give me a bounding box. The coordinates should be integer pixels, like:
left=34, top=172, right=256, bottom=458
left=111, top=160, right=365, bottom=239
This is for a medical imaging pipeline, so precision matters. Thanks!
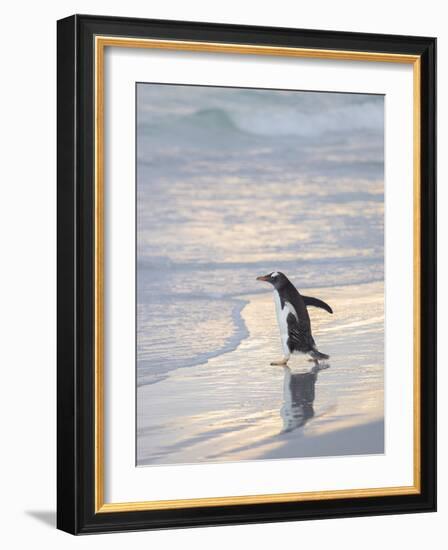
left=419, top=37, right=437, bottom=515
left=57, top=14, right=437, bottom=535
left=57, top=14, right=78, bottom=535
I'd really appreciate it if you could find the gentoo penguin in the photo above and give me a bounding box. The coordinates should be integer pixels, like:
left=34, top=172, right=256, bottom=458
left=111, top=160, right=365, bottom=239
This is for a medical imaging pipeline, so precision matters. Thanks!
left=256, top=271, right=331, bottom=365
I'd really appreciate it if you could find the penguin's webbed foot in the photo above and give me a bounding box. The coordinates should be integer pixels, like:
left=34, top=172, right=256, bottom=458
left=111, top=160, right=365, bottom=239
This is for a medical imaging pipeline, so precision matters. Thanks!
left=270, top=357, right=289, bottom=366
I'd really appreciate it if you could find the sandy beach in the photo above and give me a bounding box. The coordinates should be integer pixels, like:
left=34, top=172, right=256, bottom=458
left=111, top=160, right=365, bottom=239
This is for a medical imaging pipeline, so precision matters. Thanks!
left=137, top=280, right=384, bottom=466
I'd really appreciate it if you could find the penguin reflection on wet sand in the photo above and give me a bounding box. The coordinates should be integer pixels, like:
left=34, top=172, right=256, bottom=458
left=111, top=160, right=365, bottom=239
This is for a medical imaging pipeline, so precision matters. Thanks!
left=256, top=271, right=332, bottom=366
left=280, top=365, right=328, bottom=433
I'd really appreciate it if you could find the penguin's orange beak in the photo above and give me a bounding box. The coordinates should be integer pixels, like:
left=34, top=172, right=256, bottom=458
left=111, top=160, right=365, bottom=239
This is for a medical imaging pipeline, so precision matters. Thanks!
left=256, top=275, right=270, bottom=282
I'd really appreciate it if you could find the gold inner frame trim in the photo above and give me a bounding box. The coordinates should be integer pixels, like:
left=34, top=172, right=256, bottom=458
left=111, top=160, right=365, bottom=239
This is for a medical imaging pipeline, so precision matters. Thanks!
left=94, top=35, right=422, bottom=514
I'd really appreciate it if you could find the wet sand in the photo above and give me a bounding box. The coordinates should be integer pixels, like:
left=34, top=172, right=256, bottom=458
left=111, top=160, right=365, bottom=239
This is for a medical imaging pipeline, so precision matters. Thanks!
left=137, top=281, right=384, bottom=466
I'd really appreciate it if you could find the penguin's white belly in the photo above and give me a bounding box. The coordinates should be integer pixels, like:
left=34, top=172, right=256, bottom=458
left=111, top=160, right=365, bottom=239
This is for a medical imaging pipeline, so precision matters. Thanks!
left=273, top=290, right=298, bottom=356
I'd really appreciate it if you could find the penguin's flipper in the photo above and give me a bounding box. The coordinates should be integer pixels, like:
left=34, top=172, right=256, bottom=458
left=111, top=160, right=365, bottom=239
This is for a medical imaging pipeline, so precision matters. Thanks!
left=302, top=295, right=333, bottom=314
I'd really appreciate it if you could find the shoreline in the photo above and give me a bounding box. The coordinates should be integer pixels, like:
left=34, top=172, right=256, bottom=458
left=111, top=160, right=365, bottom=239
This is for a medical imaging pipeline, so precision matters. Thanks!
left=137, top=276, right=385, bottom=388
left=137, top=296, right=250, bottom=387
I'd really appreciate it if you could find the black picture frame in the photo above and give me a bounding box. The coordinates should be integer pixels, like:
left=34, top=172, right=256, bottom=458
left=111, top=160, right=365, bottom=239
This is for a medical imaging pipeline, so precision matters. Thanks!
left=57, top=14, right=436, bottom=535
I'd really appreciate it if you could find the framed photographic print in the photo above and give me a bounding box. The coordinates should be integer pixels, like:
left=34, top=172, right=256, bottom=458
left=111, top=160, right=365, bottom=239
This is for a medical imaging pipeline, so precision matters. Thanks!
left=57, top=14, right=436, bottom=534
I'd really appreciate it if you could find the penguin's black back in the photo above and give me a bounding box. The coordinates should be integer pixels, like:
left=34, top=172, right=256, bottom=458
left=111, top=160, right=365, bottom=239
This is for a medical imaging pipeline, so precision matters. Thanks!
left=277, top=278, right=310, bottom=326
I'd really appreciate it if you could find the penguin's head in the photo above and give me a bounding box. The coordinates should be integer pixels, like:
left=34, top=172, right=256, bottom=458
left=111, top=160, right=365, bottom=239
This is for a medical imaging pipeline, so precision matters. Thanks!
left=256, top=271, right=288, bottom=289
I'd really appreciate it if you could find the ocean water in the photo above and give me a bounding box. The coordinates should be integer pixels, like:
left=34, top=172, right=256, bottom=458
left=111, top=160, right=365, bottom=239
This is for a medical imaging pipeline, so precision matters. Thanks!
left=136, top=84, right=384, bottom=387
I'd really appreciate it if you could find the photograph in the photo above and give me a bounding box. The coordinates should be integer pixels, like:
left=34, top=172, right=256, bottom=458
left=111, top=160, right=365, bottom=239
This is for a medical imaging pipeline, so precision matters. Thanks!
left=136, top=83, right=385, bottom=466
